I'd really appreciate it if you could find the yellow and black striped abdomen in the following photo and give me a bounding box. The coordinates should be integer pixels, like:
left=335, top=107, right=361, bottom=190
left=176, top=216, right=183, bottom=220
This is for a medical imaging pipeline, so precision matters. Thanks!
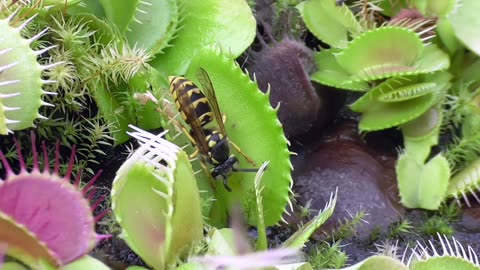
left=169, top=76, right=213, bottom=126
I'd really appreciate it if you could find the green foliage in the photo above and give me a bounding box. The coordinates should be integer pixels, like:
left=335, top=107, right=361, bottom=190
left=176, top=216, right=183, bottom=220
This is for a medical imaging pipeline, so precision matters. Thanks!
left=387, top=219, right=414, bottom=239
left=449, top=0, right=480, bottom=56
left=297, top=0, right=478, bottom=210
left=150, top=0, right=256, bottom=76
left=282, top=189, right=338, bottom=248
left=329, top=210, right=368, bottom=240
left=61, top=256, right=111, bottom=270
left=332, top=255, right=409, bottom=270
left=308, top=241, right=349, bottom=269
left=420, top=216, right=454, bottom=236
left=297, top=0, right=362, bottom=48
left=437, top=202, right=462, bottom=222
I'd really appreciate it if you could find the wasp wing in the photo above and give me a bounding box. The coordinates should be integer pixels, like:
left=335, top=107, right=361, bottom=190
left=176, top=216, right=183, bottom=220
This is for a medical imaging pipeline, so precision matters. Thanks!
left=196, top=68, right=227, bottom=135
left=171, top=79, right=211, bottom=155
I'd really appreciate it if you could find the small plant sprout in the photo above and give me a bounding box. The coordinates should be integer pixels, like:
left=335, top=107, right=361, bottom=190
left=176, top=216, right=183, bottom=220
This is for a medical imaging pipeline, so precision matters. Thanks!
left=308, top=240, right=349, bottom=269
left=0, top=132, right=109, bottom=268
left=0, top=10, right=59, bottom=134
left=282, top=188, right=338, bottom=249
left=111, top=125, right=203, bottom=269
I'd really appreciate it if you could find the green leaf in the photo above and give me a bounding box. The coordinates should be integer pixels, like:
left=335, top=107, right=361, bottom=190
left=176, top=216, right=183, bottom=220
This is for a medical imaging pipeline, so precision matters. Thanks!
left=401, top=106, right=442, bottom=141
left=176, top=262, right=206, bottom=270
left=254, top=162, right=270, bottom=251
left=336, top=27, right=449, bottom=82
left=377, top=82, right=437, bottom=103
left=310, top=49, right=369, bottom=91
left=91, top=80, right=131, bottom=144
left=151, top=0, right=256, bottom=76
left=124, top=0, right=179, bottom=54
left=273, top=262, right=314, bottom=270
left=281, top=189, right=337, bottom=249
left=449, top=0, right=480, bottom=56
left=92, top=68, right=166, bottom=144
left=112, top=127, right=203, bottom=269
left=350, top=72, right=451, bottom=131
left=2, top=262, right=29, bottom=270
left=409, top=235, right=480, bottom=270
left=297, top=0, right=362, bottom=48
left=184, top=48, right=293, bottom=227
left=337, top=26, right=425, bottom=80
left=99, top=0, right=138, bottom=32
left=357, top=92, right=437, bottom=131
left=0, top=212, right=58, bottom=268
left=206, top=228, right=237, bottom=256
left=447, top=158, right=480, bottom=205
left=436, top=18, right=462, bottom=54
left=378, top=0, right=408, bottom=17
left=67, top=0, right=106, bottom=18
left=411, top=257, right=480, bottom=270
left=413, top=0, right=457, bottom=17
left=396, top=152, right=450, bottom=209
left=329, top=255, right=408, bottom=270
left=61, top=256, right=111, bottom=270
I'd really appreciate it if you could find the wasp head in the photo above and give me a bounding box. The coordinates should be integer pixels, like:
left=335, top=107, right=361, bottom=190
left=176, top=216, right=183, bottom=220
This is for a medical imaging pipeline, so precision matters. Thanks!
left=211, top=155, right=239, bottom=192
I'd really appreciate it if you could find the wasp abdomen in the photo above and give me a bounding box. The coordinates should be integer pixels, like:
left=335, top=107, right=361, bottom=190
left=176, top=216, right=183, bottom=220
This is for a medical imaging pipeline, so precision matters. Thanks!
left=170, top=76, right=213, bottom=126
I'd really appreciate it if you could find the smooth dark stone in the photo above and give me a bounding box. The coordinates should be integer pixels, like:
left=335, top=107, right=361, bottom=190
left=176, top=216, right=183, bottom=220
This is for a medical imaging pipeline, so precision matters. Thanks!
left=293, top=120, right=403, bottom=241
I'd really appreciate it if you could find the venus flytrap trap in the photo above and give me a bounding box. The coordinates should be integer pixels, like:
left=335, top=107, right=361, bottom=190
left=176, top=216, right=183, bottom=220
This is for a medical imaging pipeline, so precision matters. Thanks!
left=111, top=125, right=203, bottom=269
left=100, top=0, right=179, bottom=55
left=309, top=26, right=449, bottom=90
left=349, top=72, right=451, bottom=131
left=407, top=234, right=480, bottom=270
left=0, top=9, right=58, bottom=134
left=324, top=234, right=480, bottom=270
left=150, top=0, right=256, bottom=76
left=0, top=133, right=110, bottom=269
left=184, top=47, right=293, bottom=227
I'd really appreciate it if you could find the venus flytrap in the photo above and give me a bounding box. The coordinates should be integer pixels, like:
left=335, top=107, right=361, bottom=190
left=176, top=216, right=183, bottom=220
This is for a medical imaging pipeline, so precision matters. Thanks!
left=297, top=0, right=458, bottom=210
left=111, top=125, right=203, bottom=269
left=0, top=133, right=110, bottom=269
left=324, top=234, right=480, bottom=270
left=184, top=47, right=293, bottom=227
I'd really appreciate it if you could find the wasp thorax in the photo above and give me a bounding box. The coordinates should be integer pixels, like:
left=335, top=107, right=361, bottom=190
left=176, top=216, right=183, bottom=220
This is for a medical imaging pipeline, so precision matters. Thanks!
left=206, top=130, right=231, bottom=164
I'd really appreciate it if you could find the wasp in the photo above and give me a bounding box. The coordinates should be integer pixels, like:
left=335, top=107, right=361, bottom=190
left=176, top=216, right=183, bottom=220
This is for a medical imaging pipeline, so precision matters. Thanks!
left=168, top=68, right=257, bottom=191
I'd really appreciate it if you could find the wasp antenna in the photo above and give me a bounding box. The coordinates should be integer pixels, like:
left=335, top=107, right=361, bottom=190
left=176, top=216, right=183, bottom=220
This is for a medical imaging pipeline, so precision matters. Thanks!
left=234, top=167, right=260, bottom=173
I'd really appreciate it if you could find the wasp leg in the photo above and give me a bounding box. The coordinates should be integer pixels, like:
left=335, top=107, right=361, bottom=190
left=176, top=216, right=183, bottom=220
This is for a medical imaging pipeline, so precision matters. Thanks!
left=176, top=124, right=201, bottom=159
left=222, top=176, right=232, bottom=192
left=198, top=155, right=216, bottom=192
left=189, top=148, right=200, bottom=160
left=229, top=140, right=256, bottom=166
